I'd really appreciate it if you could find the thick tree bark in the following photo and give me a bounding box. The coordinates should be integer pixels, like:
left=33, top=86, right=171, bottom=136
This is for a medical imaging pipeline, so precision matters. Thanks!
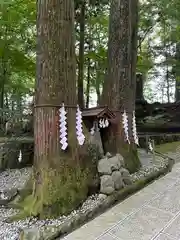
left=5, top=93, right=9, bottom=109
left=86, top=57, right=90, bottom=108
left=85, top=23, right=93, bottom=108
left=101, top=0, right=141, bottom=173
left=0, top=60, right=7, bottom=127
left=175, top=42, right=180, bottom=101
left=13, top=0, right=98, bottom=220
left=96, top=83, right=101, bottom=106
left=136, top=73, right=144, bottom=101
left=0, top=62, right=6, bottom=110
left=77, top=0, right=86, bottom=108
left=96, top=63, right=102, bottom=106
left=130, top=0, right=138, bottom=107
left=163, top=24, right=170, bottom=103
left=128, top=0, right=141, bottom=172
left=35, top=0, right=77, bottom=165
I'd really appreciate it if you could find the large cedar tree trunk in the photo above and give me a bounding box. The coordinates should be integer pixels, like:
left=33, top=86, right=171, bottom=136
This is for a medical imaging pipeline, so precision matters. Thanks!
left=175, top=42, right=180, bottom=101
left=15, top=0, right=98, bottom=220
left=77, top=1, right=86, bottom=108
left=101, top=0, right=141, bottom=173
left=86, top=57, right=91, bottom=108
left=136, top=73, right=144, bottom=101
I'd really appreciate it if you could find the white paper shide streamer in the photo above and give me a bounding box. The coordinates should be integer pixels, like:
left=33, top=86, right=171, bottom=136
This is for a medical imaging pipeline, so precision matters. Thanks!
left=18, top=150, right=22, bottom=162
left=148, top=140, right=153, bottom=152
left=122, top=110, right=130, bottom=144
left=99, top=118, right=109, bottom=128
left=132, top=111, right=139, bottom=145
left=76, top=105, right=85, bottom=145
left=59, top=103, right=68, bottom=150
left=90, top=122, right=95, bottom=135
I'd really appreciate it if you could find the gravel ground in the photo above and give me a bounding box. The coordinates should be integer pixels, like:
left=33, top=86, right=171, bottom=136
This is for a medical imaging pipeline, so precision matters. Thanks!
left=0, top=168, right=32, bottom=192
left=0, top=195, right=103, bottom=240
left=131, top=149, right=169, bottom=182
left=0, top=149, right=174, bottom=240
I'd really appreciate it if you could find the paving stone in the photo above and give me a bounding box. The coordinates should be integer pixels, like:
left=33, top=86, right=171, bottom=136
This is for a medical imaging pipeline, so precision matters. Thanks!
left=154, top=233, right=178, bottom=240
left=145, top=174, right=178, bottom=194
left=61, top=209, right=126, bottom=240
left=61, top=155, right=180, bottom=240
left=114, top=187, right=157, bottom=215
left=148, top=184, right=180, bottom=215
left=108, top=205, right=172, bottom=240
left=97, top=233, right=118, bottom=240
left=168, top=165, right=180, bottom=177
left=163, top=214, right=180, bottom=239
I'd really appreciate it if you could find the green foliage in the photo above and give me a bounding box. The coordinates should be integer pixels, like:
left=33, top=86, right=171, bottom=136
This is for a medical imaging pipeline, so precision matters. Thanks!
left=1, top=0, right=180, bottom=107
left=0, top=0, right=35, bottom=109
left=137, top=44, right=154, bottom=75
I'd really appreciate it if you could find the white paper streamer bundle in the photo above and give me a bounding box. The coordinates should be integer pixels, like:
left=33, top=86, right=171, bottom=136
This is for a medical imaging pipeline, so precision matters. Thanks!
left=132, top=111, right=139, bottom=145
left=148, top=140, right=153, bottom=152
left=90, top=122, right=95, bottom=135
left=76, top=105, right=85, bottom=145
left=122, top=110, right=130, bottom=144
left=59, top=103, right=68, bottom=150
left=18, top=150, right=22, bottom=162
left=99, top=118, right=109, bottom=128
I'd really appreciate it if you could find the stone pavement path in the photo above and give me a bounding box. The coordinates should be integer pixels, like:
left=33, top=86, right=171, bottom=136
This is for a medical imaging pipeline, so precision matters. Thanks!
left=62, top=162, right=180, bottom=240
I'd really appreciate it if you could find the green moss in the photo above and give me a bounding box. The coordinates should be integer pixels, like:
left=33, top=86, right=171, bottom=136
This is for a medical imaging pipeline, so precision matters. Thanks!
left=8, top=174, right=33, bottom=209
left=17, top=166, right=89, bottom=219
left=155, top=141, right=180, bottom=153
left=122, top=144, right=141, bottom=174
left=40, top=166, right=89, bottom=218
left=10, top=143, right=100, bottom=220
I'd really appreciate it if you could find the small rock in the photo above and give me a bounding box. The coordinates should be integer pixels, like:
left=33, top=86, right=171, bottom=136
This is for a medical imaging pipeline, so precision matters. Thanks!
left=109, top=156, right=121, bottom=171
left=112, top=171, right=124, bottom=190
left=120, top=168, right=132, bottom=185
left=105, top=152, right=112, bottom=158
left=100, top=175, right=115, bottom=195
left=98, top=193, right=107, bottom=201
left=120, top=168, right=130, bottom=177
left=116, top=153, right=125, bottom=167
left=20, top=228, right=42, bottom=240
left=123, top=177, right=132, bottom=185
left=98, top=158, right=112, bottom=175
left=0, top=188, right=18, bottom=205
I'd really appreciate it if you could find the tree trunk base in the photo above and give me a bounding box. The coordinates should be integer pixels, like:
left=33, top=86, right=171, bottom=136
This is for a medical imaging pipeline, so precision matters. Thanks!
left=123, top=143, right=141, bottom=173
left=9, top=163, right=94, bottom=220
left=8, top=143, right=101, bottom=221
left=103, top=127, right=141, bottom=174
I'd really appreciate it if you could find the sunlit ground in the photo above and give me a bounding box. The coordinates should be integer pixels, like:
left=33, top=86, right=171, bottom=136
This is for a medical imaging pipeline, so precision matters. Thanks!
left=155, top=141, right=180, bottom=153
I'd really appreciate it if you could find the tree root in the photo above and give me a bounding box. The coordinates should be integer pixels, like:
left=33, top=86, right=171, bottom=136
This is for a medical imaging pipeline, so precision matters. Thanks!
left=8, top=143, right=101, bottom=221
left=7, top=165, right=92, bottom=221
left=6, top=194, right=41, bottom=222
left=124, top=143, right=141, bottom=173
